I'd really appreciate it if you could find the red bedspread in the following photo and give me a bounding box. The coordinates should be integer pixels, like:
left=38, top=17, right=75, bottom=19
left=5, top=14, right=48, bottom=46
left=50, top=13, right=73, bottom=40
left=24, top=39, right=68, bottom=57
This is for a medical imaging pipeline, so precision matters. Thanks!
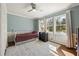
left=15, top=31, right=38, bottom=42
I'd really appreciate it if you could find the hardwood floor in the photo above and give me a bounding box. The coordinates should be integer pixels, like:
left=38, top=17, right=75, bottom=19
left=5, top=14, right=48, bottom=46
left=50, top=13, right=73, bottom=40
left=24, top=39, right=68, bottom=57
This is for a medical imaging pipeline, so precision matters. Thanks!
left=56, top=45, right=77, bottom=56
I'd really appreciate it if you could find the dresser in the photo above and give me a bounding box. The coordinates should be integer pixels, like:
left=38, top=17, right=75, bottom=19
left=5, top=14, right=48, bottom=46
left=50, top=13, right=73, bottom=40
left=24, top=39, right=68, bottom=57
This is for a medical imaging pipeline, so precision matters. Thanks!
left=39, top=32, right=48, bottom=42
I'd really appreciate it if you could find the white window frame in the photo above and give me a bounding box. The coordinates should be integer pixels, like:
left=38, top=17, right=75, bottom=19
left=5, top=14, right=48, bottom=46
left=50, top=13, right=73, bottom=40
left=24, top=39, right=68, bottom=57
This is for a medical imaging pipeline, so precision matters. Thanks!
left=54, top=14, right=67, bottom=33
left=39, top=14, right=67, bottom=34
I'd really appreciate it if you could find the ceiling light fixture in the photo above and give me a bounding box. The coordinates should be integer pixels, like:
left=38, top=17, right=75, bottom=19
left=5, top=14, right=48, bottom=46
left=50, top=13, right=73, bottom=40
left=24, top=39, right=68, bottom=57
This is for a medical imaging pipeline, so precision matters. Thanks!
left=32, top=9, right=36, bottom=11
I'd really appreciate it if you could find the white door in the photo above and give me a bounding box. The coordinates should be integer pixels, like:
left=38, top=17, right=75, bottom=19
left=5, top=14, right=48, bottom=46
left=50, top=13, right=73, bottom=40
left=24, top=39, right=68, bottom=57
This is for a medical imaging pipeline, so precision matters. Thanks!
left=54, top=14, right=68, bottom=45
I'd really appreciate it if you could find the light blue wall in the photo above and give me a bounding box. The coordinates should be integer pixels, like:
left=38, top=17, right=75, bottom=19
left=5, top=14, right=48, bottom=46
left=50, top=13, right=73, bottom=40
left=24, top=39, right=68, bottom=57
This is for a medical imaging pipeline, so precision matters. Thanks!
left=70, top=6, right=79, bottom=33
left=7, top=14, right=34, bottom=32
left=33, top=19, right=38, bottom=31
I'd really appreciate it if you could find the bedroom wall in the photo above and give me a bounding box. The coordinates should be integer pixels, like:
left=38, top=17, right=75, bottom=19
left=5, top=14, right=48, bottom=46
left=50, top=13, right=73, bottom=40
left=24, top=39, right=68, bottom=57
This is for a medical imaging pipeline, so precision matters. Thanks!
left=7, top=14, right=38, bottom=42
left=7, top=14, right=34, bottom=33
left=0, top=3, right=7, bottom=56
left=33, top=19, right=38, bottom=31
left=70, top=6, right=79, bottom=33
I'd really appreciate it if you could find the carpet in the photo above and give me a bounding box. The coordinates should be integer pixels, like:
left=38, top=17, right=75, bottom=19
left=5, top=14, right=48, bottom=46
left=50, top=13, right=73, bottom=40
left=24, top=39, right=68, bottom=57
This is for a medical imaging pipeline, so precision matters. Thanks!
left=5, top=39, right=61, bottom=56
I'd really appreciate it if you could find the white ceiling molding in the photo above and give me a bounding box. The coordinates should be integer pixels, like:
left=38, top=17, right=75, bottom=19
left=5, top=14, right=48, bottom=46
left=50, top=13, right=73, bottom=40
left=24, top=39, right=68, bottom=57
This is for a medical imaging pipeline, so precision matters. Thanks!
left=7, top=11, right=33, bottom=19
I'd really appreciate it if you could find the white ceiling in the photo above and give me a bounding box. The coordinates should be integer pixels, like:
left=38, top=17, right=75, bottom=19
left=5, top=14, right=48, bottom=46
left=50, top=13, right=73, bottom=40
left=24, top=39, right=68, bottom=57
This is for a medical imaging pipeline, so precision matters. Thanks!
left=7, top=3, right=79, bottom=19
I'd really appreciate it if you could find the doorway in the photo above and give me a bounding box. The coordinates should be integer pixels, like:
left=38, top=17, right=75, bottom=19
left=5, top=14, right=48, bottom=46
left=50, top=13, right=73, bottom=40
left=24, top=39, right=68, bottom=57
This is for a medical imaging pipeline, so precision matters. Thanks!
left=49, top=14, right=68, bottom=46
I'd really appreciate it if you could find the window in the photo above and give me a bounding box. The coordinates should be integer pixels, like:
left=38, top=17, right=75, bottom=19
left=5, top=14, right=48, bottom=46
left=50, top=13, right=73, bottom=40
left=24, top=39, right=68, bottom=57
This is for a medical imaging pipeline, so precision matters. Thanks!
left=46, top=18, right=54, bottom=32
left=55, top=14, right=67, bottom=33
left=39, top=19, right=45, bottom=32
left=39, top=14, right=67, bottom=33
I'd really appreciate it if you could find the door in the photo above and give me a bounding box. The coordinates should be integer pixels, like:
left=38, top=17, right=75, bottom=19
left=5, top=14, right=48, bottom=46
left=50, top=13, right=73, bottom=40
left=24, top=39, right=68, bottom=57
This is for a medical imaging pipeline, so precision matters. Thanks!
left=54, top=14, right=68, bottom=45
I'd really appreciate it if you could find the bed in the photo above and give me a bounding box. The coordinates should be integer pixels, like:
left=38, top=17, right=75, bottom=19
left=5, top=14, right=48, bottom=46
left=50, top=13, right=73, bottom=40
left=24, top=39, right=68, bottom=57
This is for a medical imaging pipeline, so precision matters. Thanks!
left=15, top=31, right=38, bottom=43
